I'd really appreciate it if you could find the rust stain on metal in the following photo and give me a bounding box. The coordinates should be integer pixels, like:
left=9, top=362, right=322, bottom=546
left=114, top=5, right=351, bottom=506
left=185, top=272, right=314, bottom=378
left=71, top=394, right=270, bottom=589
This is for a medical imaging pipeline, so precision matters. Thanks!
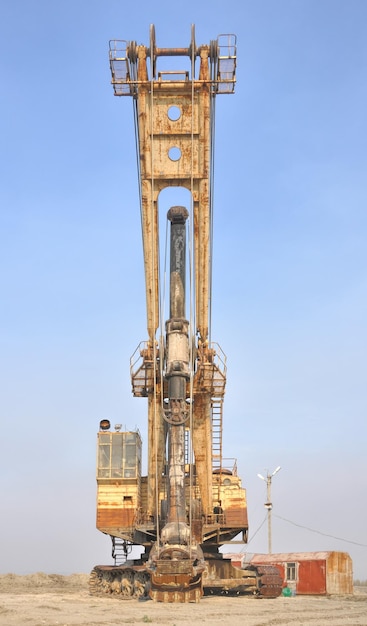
left=90, top=29, right=284, bottom=603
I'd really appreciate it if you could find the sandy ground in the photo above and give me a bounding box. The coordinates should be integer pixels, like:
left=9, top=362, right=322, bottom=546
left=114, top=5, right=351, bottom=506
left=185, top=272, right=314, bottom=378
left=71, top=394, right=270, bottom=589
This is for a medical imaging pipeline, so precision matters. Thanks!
left=0, top=574, right=366, bottom=626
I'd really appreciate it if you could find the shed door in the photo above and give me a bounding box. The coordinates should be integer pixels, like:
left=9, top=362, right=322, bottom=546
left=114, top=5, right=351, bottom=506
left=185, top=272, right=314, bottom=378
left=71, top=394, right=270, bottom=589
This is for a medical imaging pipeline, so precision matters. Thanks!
left=298, top=560, right=326, bottom=595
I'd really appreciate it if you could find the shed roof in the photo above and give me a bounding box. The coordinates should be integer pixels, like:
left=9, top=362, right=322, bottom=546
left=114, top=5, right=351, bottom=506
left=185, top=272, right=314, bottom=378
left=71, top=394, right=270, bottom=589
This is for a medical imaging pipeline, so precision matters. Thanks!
left=250, top=552, right=349, bottom=563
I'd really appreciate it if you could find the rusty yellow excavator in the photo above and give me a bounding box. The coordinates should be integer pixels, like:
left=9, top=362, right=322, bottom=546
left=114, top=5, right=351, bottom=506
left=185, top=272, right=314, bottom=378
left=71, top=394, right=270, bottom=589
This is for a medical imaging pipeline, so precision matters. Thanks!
left=89, top=25, right=282, bottom=602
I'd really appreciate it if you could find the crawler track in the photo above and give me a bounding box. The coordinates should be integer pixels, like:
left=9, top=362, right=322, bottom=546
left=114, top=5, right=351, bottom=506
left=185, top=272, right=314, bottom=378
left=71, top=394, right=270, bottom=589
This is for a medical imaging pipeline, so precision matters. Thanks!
left=89, top=566, right=150, bottom=599
left=89, top=562, right=282, bottom=601
left=255, top=565, right=284, bottom=598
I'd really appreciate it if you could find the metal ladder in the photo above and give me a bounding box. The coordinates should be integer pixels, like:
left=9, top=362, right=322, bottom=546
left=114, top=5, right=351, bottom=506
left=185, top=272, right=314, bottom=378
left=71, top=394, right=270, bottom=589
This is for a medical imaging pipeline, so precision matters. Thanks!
left=211, top=398, right=223, bottom=474
left=111, top=537, right=129, bottom=566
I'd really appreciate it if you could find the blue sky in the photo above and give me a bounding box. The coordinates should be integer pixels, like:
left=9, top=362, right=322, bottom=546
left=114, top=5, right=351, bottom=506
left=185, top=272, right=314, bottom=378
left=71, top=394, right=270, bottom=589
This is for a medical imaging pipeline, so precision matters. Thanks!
left=1, top=1, right=366, bottom=580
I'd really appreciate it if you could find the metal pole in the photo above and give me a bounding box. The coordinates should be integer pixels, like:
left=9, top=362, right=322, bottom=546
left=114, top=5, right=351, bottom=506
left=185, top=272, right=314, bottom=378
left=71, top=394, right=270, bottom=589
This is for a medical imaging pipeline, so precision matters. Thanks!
left=257, top=466, right=281, bottom=555
left=267, top=474, right=272, bottom=554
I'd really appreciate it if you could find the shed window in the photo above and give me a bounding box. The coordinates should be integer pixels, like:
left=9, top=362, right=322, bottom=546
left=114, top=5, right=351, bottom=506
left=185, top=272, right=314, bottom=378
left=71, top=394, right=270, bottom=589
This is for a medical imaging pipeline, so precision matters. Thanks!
left=286, top=562, right=297, bottom=581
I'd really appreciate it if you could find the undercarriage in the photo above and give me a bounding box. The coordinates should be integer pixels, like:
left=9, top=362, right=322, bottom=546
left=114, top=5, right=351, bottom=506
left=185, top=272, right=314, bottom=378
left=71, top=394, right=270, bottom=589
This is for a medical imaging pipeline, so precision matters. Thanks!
left=89, top=559, right=283, bottom=602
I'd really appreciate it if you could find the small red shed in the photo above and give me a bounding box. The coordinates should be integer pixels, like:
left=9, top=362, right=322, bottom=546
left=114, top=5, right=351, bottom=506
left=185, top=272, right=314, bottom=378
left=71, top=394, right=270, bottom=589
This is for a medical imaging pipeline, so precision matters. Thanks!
left=248, top=551, right=353, bottom=595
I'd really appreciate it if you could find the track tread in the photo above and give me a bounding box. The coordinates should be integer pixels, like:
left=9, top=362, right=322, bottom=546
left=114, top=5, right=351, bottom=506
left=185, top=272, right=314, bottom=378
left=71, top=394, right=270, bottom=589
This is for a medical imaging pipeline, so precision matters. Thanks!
left=89, top=562, right=283, bottom=600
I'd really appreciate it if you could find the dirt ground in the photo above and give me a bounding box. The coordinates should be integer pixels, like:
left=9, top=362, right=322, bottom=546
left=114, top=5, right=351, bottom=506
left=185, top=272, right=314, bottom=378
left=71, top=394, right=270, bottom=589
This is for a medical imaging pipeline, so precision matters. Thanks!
left=0, top=574, right=366, bottom=626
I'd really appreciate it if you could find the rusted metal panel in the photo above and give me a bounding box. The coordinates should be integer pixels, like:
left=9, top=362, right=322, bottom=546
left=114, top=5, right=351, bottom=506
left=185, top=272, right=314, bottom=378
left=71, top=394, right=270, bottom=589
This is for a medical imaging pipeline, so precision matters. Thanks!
left=251, top=551, right=353, bottom=595
left=150, top=571, right=203, bottom=603
left=224, top=506, right=248, bottom=526
left=97, top=481, right=139, bottom=504
left=220, top=477, right=248, bottom=528
left=326, top=551, right=353, bottom=594
left=191, top=519, right=203, bottom=542
left=97, top=507, right=135, bottom=528
left=297, top=560, right=326, bottom=594
left=252, top=551, right=329, bottom=562
left=147, top=394, right=165, bottom=518
left=202, top=558, right=283, bottom=597
left=96, top=481, right=139, bottom=532
left=192, top=392, right=213, bottom=514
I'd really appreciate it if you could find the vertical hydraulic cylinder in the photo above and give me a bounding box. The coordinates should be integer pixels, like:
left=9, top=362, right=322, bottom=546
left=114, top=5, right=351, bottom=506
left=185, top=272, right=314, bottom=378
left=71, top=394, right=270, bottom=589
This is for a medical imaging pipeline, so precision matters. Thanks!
left=165, top=206, right=189, bottom=530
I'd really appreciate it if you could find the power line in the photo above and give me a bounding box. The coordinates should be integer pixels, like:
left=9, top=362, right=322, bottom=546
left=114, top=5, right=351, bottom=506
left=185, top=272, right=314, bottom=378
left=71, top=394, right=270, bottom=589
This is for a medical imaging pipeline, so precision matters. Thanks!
left=247, top=514, right=267, bottom=546
left=274, top=514, right=367, bottom=548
